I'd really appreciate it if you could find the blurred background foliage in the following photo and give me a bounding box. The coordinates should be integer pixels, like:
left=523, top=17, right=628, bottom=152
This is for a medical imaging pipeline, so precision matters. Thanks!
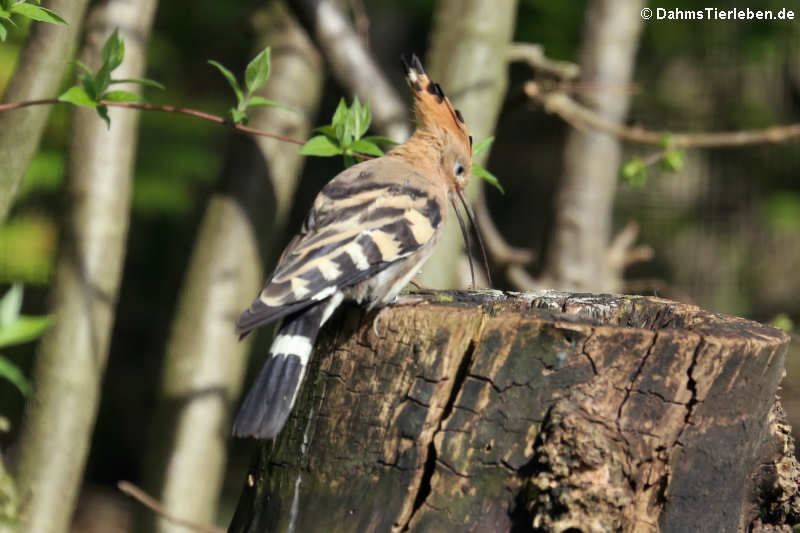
left=1, top=0, right=799, bottom=527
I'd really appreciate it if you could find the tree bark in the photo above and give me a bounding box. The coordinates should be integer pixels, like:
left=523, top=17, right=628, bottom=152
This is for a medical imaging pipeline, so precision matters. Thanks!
left=417, top=0, right=518, bottom=289
left=541, top=0, right=644, bottom=292
left=11, top=2, right=158, bottom=532
left=227, top=290, right=795, bottom=533
left=145, top=3, right=324, bottom=531
left=0, top=0, right=90, bottom=221
left=292, top=0, right=410, bottom=142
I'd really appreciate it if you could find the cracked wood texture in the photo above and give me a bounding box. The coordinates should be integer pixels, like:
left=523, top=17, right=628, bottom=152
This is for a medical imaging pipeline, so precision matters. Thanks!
left=227, top=290, right=797, bottom=533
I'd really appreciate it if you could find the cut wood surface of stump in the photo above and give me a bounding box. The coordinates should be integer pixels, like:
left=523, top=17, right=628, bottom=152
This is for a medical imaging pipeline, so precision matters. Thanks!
left=227, top=290, right=798, bottom=533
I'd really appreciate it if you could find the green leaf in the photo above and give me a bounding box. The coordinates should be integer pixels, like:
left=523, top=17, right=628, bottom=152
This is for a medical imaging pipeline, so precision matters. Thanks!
left=472, top=136, right=494, bottom=156
left=9, top=2, right=66, bottom=24
left=0, top=284, right=22, bottom=328
left=331, top=98, right=349, bottom=143
left=110, top=77, right=165, bottom=90
left=769, top=313, right=794, bottom=333
left=659, top=132, right=673, bottom=149
left=0, top=355, right=31, bottom=396
left=208, top=60, right=243, bottom=106
left=361, top=136, right=399, bottom=146
left=101, top=90, right=145, bottom=103
left=244, top=47, right=271, bottom=95
left=342, top=154, right=357, bottom=168
left=314, top=125, right=337, bottom=139
left=0, top=21, right=6, bottom=42
left=73, top=59, right=93, bottom=75
left=245, top=95, right=295, bottom=113
left=355, top=99, right=370, bottom=139
left=96, top=104, right=110, bottom=129
left=0, top=315, right=52, bottom=348
left=58, top=86, right=97, bottom=107
left=348, top=139, right=383, bottom=157
left=78, top=72, right=99, bottom=100
left=101, top=28, right=124, bottom=72
left=621, top=157, right=647, bottom=187
left=660, top=149, right=685, bottom=173
left=230, top=107, right=248, bottom=124
left=472, top=164, right=504, bottom=194
left=300, top=135, right=343, bottom=157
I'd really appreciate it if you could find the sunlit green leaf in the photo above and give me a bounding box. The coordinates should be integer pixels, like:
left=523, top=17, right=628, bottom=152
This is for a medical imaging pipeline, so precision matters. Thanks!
left=101, top=28, right=124, bottom=72
left=472, top=136, right=494, bottom=156
left=314, top=125, right=337, bottom=139
left=300, top=135, right=343, bottom=157
left=58, top=86, right=96, bottom=107
left=0, top=21, right=6, bottom=41
left=660, top=149, right=684, bottom=173
left=0, top=284, right=22, bottom=328
left=621, top=157, right=647, bottom=187
left=769, top=313, right=794, bottom=333
left=102, top=90, right=145, bottom=103
left=0, top=355, right=31, bottom=396
left=361, top=136, right=399, bottom=146
left=110, top=77, right=165, bottom=90
left=9, top=2, right=66, bottom=24
left=0, top=315, right=52, bottom=348
left=245, top=95, right=295, bottom=113
left=245, top=47, right=270, bottom=95
left=208, top=60, right=243, bottom=106
left=472, top=164, right=504, bottom=194
left=230, top=107, right=248, bottom=124
left=349, top=139, right=383, bottom=157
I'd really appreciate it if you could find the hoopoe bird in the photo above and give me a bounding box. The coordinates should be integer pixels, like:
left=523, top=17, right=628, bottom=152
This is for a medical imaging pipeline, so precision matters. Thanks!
left=233, top=55, right=483, bottom=439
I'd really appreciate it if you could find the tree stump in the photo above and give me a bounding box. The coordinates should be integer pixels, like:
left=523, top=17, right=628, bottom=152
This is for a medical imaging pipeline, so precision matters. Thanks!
left=228, top=290, right=799, bottom=533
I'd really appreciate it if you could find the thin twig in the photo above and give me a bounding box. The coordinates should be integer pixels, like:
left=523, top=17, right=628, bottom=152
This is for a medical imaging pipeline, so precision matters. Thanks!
left=526, top=83, right=800, bottom=148
left=0, top=97, right=306, bottom=144
left=117, top=481, right=225, bottom=533
left=507, top=43, right=580, bottom=80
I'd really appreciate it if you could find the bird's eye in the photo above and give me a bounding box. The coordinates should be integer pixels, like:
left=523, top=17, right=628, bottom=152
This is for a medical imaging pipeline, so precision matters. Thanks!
left=453, top=162, right=465, bottom=177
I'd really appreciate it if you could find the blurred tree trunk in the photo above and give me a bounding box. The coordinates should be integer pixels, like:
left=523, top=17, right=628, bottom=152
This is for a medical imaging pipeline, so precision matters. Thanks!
left=0, top=0, right=90, bottom=221
left=291, top=0, right=410, bottom=142
left=11, top=2, right=158, bottom=532
left=417, top=0, right=518, bottom=289
left=541, top=0, right=644, bottom=292
left=227, top=291, right=795, bottom=532
left=143, top=3, right=324, bottom=531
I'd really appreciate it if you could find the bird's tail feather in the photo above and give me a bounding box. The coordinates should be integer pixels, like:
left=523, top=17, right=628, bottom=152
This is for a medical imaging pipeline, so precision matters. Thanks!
left=233, top=293, right=343, bottom=439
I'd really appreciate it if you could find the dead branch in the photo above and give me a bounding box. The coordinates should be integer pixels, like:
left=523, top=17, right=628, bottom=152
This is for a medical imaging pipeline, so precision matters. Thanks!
left=527, top=82, right=800, bottom=148
left=507, top=42, right=580, bottom=80
left=117, top=481, right=224, bottom=533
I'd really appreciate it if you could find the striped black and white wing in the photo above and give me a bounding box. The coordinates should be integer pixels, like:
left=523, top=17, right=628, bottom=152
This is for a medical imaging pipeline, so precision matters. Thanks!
left=236, top=158, right=444, bottom=336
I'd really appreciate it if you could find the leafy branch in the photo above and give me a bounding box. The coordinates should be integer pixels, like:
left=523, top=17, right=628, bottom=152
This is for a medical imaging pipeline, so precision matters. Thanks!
left=57, top=29, right=164, bottom=128
left=3, top=29, right=504, bottom=192
left=0, top=0, right=66, bottom=42
left=300, top=97, right=395, bottom=166
left=208, top=47, right=293, bottom=125
left=621, top=134, right=685, bottom=187
left=0, top=284, right=52, bottom=396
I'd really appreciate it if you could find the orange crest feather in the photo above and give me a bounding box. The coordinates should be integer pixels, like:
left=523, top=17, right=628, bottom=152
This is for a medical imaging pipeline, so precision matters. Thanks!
left=401, top=54, right=472, bottom=157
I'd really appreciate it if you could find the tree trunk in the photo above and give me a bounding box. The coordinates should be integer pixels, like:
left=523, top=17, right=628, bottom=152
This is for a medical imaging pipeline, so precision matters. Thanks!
left=417, top=0, right=518, bottom=289
left=0, top=0, right=90, bottom=221
left=227, top=291, right=796, bottom=533
left=12, top=2, right=158, bottom=532
left=144, top=2, right=324, bottom=530
left=542, top=0, right=644, bottom=292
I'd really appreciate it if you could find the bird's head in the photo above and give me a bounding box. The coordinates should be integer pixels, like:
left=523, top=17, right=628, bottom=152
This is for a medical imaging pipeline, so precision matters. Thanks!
left=401, top=54, right=473, bottom=195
